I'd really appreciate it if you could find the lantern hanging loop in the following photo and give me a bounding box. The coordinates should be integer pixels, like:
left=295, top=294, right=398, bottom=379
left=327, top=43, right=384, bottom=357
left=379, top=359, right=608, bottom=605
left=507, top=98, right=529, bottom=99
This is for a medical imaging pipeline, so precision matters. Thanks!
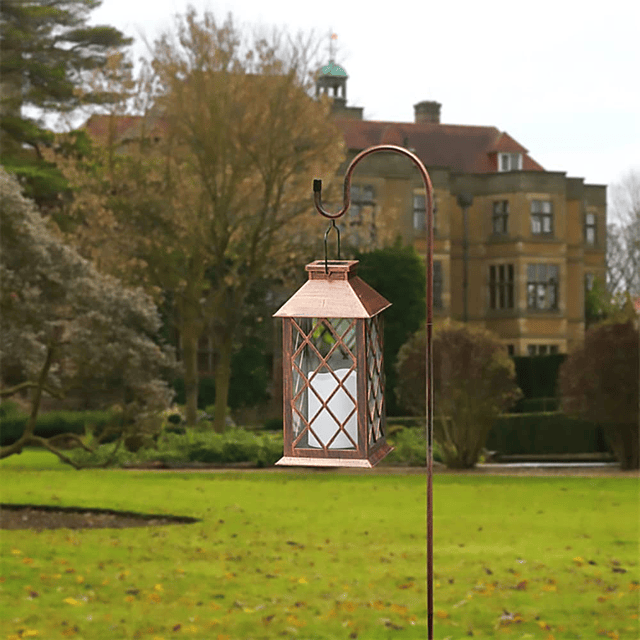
left=323, top=220, right=341, bottom=273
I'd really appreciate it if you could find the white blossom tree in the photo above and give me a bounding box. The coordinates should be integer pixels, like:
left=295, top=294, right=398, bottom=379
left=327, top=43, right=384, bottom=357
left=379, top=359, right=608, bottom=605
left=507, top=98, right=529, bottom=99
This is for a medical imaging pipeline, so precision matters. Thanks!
left=0, top=168, right=177, bottom=465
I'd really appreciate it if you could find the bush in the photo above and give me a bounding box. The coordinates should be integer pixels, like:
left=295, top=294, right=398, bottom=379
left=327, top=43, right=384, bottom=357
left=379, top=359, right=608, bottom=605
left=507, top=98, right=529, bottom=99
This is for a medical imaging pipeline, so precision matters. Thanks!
left=68, top=428, right=283, bottom=468
left=0, top=409, right=120, bottom=447
left=396, top=321, right=521, bottom=468
left=559, top=321, right=639, bottom=469
left=486, top=412, right=611, bottom=456
left=385, top=427, right=443, bottom=466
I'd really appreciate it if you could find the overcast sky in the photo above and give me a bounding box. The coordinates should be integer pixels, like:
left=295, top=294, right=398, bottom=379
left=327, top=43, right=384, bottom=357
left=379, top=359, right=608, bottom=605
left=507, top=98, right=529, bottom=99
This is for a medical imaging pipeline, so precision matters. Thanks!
left=89, top=0, right=639, bottom=190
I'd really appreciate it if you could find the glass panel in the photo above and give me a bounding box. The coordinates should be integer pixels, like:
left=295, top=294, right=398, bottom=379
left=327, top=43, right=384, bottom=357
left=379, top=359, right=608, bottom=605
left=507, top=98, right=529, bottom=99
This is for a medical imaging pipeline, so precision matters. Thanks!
left=291, top=318, right=358, bottom=450
left=537, top=264, right=547, bottom=280
left=531, top=215, right=541, bottom=234
left=527, top=283, right=536, bottom=309
left=542, top=215, right=552, bottom=233
left=527, top=264, right=536, bottom=280
left=366, top=316, right=385, bottom=445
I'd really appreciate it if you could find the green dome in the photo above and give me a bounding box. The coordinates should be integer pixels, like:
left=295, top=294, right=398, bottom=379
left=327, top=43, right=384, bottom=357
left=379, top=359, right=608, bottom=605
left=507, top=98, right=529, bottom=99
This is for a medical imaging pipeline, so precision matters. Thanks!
left=320, top=61, right=347, bottom=77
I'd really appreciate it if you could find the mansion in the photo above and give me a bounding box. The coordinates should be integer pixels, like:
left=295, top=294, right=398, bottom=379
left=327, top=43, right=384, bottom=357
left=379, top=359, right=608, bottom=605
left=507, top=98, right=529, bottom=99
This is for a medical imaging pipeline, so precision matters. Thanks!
left=318, top=61, right=606, bottom=355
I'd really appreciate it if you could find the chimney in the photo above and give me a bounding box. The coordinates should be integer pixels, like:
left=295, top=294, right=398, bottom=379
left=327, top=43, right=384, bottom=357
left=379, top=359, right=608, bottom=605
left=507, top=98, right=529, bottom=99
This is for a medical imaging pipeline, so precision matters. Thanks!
left=414, top=100, right=441, bottom=124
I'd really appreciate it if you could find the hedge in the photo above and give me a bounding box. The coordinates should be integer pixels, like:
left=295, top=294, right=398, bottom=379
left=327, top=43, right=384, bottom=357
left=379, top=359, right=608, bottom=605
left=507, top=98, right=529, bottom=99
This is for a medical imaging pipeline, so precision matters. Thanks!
left=486, top=412, right=610, bottom=456
left=0, top=410, right=121, bottom=446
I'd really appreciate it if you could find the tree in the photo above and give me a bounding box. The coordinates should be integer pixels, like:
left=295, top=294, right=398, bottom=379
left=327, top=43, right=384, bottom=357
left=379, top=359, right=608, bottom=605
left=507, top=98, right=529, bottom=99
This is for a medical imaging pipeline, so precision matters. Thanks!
left=0, top=167, right=177, bottom=465
left=0, top=0, right=132, bottom=206
left=354, top=241, right=426, bottom=415
left=558, top=321, right=639, bottom=470
left=61, top=9, right=344, bottom=431
left=607, top=170, right=640, bottom=298
left=395, top=321, right=521, bottom=468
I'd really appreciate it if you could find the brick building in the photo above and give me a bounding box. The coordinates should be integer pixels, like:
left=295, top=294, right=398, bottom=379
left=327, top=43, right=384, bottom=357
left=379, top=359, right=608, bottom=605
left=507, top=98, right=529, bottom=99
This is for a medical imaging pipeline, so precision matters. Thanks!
left=319, top=61, right=607, bottom=355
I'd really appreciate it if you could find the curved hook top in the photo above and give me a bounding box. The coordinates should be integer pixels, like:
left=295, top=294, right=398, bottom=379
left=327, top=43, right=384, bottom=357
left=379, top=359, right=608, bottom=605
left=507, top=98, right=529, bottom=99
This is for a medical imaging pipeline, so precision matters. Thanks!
left=313, top=144, right=434, bottom=221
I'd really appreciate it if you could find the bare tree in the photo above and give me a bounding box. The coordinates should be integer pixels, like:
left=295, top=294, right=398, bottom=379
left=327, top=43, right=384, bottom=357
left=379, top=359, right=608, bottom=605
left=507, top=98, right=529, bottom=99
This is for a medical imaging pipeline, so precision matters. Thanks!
left=62, top=9, right=345, bottom=431
left=607, top=170, right=640, bottom=297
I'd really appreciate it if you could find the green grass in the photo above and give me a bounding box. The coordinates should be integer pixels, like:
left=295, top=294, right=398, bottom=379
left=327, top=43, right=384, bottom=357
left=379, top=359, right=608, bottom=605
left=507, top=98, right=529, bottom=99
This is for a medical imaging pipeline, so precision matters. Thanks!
left=0, top=451, right=638, bottom=640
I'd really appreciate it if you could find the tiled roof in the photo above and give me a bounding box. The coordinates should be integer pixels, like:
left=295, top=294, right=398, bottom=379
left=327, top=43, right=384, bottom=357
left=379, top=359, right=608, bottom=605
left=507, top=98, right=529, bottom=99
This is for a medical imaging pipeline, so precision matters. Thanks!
left=333, top=118, right=545, bottom=174
left=84, top=111, right=545, bottom=175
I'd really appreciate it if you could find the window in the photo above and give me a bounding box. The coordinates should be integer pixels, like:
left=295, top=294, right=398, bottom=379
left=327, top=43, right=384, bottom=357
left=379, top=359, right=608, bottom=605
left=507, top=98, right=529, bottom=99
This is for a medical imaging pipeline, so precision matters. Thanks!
left=434, top=260, right=442, bottom=309
left=348, top=184, right=376, bottom=244
left=350, top=184, right=375, bottom=217
left=498, top=152, right=522, bottom=172
left=527, top=344, right=559, bottom=356
left=507, top=344, right=515, bottom=356
left=585, top=213, right=596, bottom=245
left=413, top=193, right=438, bottom=234
left=585, top=272, right=595, bottom=292
left=492, top=200, right=509, bottom=234
left=527, top=264, right=559, bottom=310
left=530, top=200, right=553, bottom=235
left=489, top=264, right=514, bottom=310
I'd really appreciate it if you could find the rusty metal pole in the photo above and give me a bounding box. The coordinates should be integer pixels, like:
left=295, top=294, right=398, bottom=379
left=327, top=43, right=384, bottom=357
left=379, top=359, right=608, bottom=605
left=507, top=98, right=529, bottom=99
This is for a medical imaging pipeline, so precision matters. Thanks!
left=313, top=144, right=435, bottom=640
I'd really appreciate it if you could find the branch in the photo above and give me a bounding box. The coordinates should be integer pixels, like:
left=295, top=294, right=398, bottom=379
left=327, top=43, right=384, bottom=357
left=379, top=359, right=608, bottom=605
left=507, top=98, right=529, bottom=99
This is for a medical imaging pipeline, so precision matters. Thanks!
left=47, top=433, right=93, bottom=453
left=30, top=436, right=82, bottom=470
left=0, top=381, right=66, bottom=399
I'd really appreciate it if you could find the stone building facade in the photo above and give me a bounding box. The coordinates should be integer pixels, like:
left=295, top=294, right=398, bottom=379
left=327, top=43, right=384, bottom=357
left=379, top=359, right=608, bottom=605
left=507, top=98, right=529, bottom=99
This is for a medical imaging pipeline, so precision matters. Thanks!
left=319, top=61, right=607, bottom=354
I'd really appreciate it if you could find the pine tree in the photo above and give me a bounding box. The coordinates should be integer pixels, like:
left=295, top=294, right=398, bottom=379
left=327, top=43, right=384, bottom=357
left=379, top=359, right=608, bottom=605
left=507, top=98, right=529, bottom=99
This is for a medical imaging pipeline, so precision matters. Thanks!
left=0, top=0, right=132, bottom=206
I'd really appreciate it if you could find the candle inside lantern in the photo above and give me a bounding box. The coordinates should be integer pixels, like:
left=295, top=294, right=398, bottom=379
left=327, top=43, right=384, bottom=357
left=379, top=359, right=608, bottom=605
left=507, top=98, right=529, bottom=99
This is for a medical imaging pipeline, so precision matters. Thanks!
left=307, top=368, right=357, bottom=448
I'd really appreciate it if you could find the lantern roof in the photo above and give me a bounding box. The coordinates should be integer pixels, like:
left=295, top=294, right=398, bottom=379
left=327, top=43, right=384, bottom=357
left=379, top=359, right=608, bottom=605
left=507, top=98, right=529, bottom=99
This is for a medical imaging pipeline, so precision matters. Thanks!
left=274, top=260, right=391, bottom=319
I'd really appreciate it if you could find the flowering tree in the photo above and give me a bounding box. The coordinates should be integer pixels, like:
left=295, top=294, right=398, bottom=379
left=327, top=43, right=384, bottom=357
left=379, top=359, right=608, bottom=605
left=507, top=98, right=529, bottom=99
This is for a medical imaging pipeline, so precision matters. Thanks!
left=395, top=321, right=521, bottom=468
left=0, top=168, right=177, bottom=465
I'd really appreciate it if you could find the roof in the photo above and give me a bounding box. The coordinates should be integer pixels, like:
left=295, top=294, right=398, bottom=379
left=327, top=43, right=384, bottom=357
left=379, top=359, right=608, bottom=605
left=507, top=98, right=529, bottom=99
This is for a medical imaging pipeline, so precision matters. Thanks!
left=320, top=61, right=347, bottom=77
left=84, top=114, right=167, bottom=143
left=84, top=108, right=545, bottom=176
left=333, top=118, right=545, bottom=174
left=274, top=260, right=391, bottom=319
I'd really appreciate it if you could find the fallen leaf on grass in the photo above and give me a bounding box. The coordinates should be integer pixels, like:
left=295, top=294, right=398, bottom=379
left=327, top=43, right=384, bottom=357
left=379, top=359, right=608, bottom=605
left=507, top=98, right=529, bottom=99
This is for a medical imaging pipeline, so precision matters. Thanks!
left=63, top=597, right=82, bottom=606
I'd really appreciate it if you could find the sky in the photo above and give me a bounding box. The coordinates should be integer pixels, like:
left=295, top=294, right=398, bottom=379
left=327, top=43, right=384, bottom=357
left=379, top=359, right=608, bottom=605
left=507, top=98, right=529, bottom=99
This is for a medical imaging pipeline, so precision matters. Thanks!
left=89, top=0, right=639, bottom=190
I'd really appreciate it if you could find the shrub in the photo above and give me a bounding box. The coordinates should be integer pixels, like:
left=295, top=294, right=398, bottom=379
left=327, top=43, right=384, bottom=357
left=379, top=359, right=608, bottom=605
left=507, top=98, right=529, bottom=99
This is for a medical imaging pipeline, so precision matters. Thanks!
left=0, top=409, right=120, bottom=447
left=385, top=427, right=443, bottom=466
left=68, top=428, right=283, bottom=468
left=559, top=321, right=639, bottom=469
left=396, top=321, right=521, bottom=469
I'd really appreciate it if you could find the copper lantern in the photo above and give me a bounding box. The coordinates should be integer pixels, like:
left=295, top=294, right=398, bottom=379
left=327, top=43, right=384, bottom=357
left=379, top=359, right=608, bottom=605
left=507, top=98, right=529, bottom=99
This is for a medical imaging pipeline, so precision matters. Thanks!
left=274, top=259, right=393, bottom=468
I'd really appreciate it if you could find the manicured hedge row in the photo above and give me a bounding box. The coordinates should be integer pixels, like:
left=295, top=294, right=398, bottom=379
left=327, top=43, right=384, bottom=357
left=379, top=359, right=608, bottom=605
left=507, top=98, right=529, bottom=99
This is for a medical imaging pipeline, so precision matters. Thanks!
left=486, top=412, right=610, bottom=456
left=512, top=354, right=566, bottom=400
left=0, top=410, right=120, bottom=446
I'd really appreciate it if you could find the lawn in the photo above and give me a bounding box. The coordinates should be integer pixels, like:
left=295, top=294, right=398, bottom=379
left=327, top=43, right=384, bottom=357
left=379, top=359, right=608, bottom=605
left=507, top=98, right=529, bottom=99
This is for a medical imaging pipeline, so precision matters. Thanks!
left=1, top=451, right=638, bottom=640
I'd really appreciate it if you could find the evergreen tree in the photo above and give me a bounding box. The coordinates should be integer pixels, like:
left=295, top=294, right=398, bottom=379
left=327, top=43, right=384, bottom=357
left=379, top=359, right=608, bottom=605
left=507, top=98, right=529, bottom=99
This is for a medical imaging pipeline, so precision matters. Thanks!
left=0, top=0, right=132, bottom=206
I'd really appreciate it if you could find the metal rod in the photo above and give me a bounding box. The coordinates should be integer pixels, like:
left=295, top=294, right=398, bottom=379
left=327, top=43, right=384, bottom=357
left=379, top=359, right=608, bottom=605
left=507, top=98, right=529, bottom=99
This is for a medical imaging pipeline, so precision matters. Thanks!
left=313, top=144, right=434, bottom=639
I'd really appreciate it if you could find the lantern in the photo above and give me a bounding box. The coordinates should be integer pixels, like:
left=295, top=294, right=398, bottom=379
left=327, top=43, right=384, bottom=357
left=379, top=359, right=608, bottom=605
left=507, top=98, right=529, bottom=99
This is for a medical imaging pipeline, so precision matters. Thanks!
left=274, top=259, right=393, bottom=467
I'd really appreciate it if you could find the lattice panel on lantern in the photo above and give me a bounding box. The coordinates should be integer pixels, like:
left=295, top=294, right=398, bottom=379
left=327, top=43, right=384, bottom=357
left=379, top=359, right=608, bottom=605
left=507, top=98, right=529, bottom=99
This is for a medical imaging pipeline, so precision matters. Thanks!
left=290, top=317, right=358, bottom=451
left=366, top=315, right=385, bottom=444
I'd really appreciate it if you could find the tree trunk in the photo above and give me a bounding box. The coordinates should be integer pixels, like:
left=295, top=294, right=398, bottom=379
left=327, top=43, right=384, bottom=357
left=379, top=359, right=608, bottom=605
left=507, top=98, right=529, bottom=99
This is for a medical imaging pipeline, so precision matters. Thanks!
left=213, top=336, right=233, bottom=434
left=181, top=319, right=200, bottom=426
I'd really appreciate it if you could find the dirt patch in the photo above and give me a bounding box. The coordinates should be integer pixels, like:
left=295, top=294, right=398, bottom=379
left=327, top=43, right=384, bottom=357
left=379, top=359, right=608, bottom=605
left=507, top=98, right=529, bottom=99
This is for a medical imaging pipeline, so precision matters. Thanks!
left=0, top=504, right=199, bottom=531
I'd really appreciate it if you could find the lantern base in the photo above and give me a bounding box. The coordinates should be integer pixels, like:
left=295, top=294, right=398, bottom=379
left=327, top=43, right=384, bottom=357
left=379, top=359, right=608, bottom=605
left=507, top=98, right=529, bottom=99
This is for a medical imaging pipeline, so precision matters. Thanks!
left=276, top=443, right=393, bottom=469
